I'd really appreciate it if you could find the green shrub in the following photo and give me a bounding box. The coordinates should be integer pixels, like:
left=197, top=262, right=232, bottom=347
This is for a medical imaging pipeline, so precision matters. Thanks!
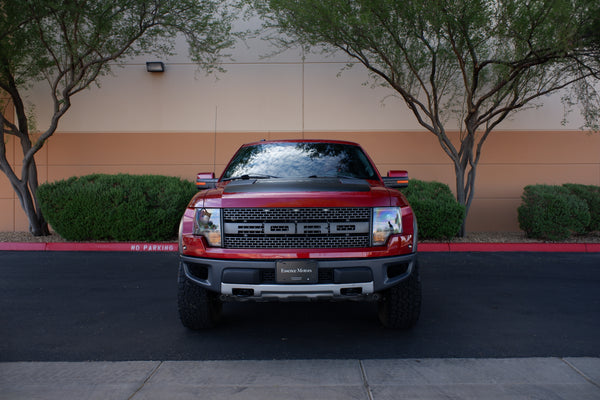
left=38, top=174, right=197, bottom=241
left=518, top=184, right=591, bottom=241
left=401, top=180, right=465, bottom=240
left=563, top=184, right=600, bottom=232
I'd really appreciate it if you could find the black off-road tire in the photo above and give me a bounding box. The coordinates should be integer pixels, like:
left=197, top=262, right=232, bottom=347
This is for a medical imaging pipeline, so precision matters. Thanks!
left=177, top=263, right=222, bottom=329
left=377, top=261, right=422, bottom=329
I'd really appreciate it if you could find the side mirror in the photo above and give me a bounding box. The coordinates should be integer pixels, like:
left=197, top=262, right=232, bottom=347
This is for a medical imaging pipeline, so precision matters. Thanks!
left=196, top=173, right=217, bottom=190
left=382, top=170, right=409, bottom=189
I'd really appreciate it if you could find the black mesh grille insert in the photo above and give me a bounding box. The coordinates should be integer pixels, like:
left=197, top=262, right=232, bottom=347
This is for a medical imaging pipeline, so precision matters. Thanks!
left=223, top=207, right=370, bottom=222
left=225, top=235, right=370, bottom=249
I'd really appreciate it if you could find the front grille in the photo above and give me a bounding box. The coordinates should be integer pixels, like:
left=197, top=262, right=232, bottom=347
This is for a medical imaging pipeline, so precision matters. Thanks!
left=223, top=207, right=371, bottom=249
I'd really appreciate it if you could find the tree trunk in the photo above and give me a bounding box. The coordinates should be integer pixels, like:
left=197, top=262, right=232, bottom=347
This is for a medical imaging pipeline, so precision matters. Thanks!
left=455, top=164, right=468, bottom=237
left=0, top=132, right=50, bottom=236
left=8, top=167, right=49, bottom=236
left=454, top=148, right=478, bottom=237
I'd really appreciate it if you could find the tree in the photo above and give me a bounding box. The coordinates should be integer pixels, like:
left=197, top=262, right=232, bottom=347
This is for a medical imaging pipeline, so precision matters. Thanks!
left=252, top=0, right=600, bottom=235
left=0, top=0, right=237, bottom=235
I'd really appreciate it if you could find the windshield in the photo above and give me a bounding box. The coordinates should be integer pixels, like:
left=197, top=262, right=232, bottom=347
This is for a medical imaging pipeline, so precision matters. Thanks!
left=222, top=142, right=379, bottom=180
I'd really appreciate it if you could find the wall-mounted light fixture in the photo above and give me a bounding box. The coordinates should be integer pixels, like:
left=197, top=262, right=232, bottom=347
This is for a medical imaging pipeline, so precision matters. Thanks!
left=146, top=61, right=165, bottom=72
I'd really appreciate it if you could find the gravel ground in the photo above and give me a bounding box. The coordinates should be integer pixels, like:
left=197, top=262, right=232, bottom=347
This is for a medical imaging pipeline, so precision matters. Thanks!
left=431, top=231, right=600, bottom=243
left=1, top=231, right=599, bottom=243
left=0, top=232, right=69, bottom=243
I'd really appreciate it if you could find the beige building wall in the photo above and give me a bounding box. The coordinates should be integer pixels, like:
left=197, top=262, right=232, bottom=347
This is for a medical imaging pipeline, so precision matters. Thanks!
left=1, top=37, right=599, bottom=233
left=2, top=129, right=598, bottom=233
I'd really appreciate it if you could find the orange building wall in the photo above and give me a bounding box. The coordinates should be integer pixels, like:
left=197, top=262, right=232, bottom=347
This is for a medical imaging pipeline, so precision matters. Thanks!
left=1, top=129, right=599, bottom=233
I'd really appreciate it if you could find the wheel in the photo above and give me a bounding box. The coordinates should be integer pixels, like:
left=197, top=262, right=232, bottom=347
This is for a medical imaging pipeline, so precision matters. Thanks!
left=378, top=261, right=422, bottom=329
left=177, top=263, right=222, bottom=329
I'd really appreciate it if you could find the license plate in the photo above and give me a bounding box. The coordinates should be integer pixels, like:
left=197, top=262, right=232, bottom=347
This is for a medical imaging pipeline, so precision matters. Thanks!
left=276, top=260, right=318, bottom=283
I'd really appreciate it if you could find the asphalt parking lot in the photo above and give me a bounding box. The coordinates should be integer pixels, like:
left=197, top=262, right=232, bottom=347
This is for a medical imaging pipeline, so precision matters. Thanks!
left=1, top=251, right=599, bottom=361
left=1, top=250, right=599, bottom=399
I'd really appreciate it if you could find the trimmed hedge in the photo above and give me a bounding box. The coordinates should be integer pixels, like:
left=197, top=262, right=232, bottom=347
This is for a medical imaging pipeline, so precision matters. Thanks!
left=38, top=174, right=197, bottom=241
left=401, top=179, right=465, bottom=240
left=518, top=184, right=591, bottom=241
left=563, top=184, right=600, bottom=232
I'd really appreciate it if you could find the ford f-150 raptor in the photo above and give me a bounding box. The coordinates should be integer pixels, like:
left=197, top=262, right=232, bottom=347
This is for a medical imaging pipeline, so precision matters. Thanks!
left=178, top=139, right=420, bottom=329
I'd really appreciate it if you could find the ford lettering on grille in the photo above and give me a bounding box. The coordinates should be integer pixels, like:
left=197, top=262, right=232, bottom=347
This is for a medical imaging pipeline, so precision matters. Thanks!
left=222, top=207, right=371, bottom=249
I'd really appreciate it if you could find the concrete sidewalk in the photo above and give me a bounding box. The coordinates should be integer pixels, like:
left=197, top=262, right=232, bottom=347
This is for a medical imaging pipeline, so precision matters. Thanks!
left=1, top=358, right=599, bottom=400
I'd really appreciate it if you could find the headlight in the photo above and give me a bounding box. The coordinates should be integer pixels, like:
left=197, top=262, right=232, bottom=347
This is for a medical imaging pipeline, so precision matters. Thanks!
left=194, top=208, right=222, bottom=247
left=372, top=207, right=402, bottom=246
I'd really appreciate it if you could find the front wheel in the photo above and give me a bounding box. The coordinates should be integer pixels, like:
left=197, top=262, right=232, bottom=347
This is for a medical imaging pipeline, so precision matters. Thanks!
left=177, top=263, right=222, bottom=329
left=377, top=261, right=422, bottom=329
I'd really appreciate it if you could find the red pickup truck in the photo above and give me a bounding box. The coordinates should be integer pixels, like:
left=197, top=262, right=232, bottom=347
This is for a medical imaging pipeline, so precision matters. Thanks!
left=178, top=139, right=420, bottom=329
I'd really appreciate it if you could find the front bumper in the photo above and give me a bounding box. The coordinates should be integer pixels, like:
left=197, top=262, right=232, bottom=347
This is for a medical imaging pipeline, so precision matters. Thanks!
left=179, top=252, right=417, bottom=300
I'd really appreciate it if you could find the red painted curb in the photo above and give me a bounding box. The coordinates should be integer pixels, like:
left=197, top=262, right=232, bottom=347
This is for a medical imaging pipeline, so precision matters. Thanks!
left=447, top=242, right=588, bottom=252
left=0, top=242, right=47, bottom=251
left=585, top=243, right=600, bottom=252
left=0, top=242, right=598, bottom=252
left=0, top=242, right=178, bottom=252
left=418, top=243, right=450, bottom=252
left=419, top=242, right=597, bottom=252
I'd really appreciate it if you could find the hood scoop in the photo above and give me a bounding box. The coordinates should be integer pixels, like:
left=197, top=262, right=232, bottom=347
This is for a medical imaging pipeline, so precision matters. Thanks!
left=223, top=178, right=371, bottom=194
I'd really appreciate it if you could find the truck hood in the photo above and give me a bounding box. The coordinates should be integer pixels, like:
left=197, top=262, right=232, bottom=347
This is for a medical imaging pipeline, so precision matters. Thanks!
left=223, top=178, right=370, bottom=193
left=193, top=178, right=407, bottom=208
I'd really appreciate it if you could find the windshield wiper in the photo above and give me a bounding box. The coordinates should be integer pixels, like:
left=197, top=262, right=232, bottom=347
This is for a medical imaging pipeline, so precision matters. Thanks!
left=222, top=174, right=278, bottom=182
